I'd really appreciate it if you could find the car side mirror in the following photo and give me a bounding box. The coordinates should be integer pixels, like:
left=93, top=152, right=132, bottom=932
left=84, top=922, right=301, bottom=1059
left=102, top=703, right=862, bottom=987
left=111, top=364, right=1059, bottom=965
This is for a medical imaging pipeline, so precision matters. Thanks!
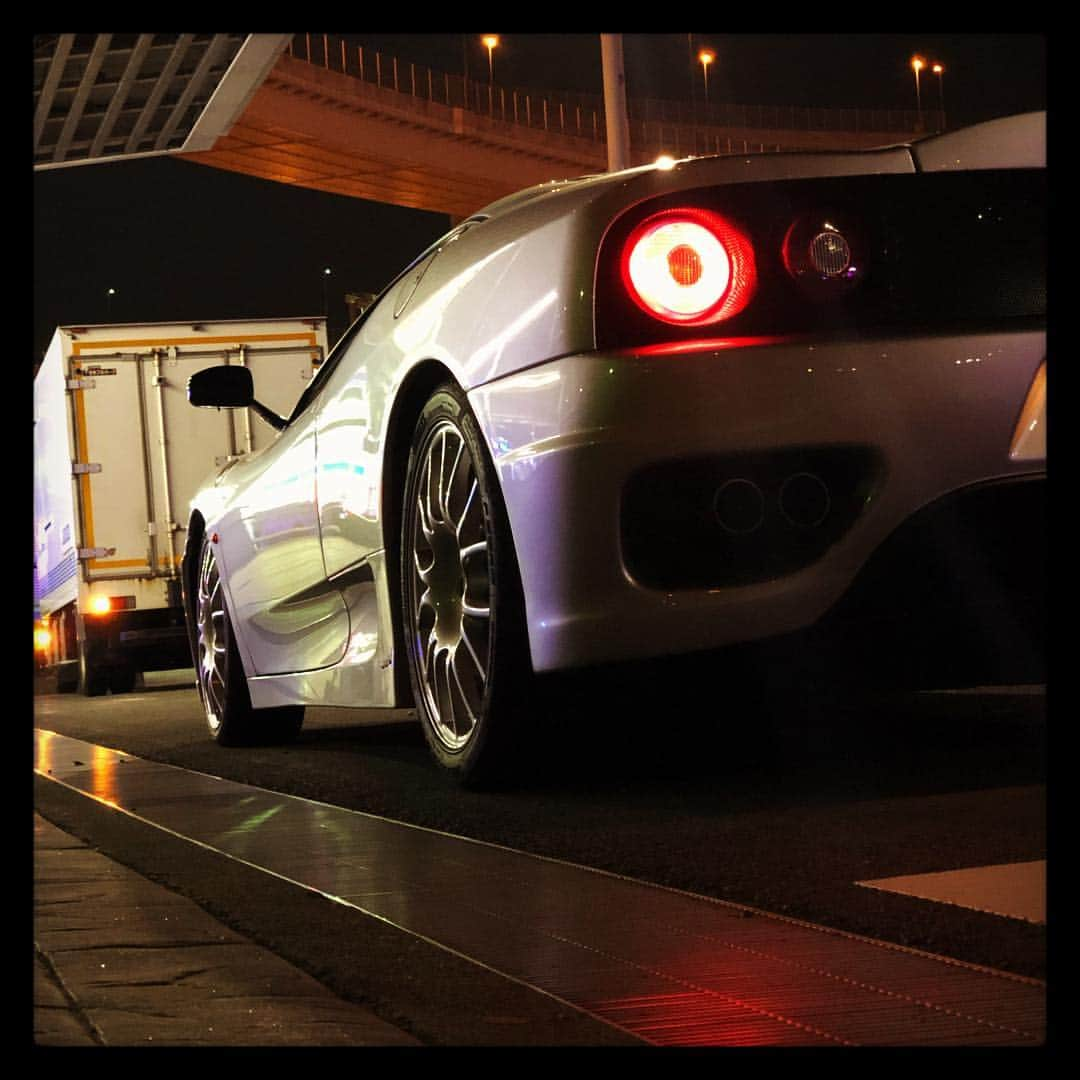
left=187, top=365, right=286, bottom=431
left=188, top=365, right=254, bottom=408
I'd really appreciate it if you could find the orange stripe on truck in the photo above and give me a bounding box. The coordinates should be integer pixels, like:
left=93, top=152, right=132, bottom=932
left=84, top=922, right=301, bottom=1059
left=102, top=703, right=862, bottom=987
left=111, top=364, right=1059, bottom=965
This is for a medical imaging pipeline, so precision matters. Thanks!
left=71, top=388, right=96, bottom=565
left=90, top=556, right=185, bottom=569
left=71, top=332, right=317, bottom=353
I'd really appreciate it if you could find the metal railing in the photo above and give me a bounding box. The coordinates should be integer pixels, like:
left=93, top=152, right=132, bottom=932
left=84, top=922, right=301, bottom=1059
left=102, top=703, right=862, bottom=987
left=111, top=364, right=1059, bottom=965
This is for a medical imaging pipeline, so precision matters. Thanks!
left=289, top=34, right=942, bottom=148
left=290, top=34, right=607, bottom=141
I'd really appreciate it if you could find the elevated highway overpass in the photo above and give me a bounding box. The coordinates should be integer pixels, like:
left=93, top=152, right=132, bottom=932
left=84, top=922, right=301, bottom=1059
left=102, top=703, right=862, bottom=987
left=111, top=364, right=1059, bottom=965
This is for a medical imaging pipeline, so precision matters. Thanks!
left=35, top=34, right=935, bottom=220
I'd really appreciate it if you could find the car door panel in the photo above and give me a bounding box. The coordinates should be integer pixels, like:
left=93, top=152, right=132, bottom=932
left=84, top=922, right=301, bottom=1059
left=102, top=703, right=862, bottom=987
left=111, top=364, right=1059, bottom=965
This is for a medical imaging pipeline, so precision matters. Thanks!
left=214, top=408, right=349, bottom=675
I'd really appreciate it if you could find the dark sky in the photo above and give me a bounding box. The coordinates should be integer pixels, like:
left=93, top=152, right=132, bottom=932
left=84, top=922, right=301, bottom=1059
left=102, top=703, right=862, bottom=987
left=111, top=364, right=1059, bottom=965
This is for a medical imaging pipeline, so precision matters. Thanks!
left=352, top=32, right=1045, bottom=124
left=33, top=157, right=451, bottom=358
left=34, top=33, right=1045, bottom=361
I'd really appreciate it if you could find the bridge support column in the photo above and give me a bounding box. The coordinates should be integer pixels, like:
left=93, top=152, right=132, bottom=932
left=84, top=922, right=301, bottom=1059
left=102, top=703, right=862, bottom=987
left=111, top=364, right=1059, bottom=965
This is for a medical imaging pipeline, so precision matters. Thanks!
left=600, top=34, right=631, bottom=172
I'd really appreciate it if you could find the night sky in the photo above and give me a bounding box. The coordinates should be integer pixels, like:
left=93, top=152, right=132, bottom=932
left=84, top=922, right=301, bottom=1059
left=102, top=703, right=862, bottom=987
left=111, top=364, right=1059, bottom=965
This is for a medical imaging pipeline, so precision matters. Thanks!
left=352, top=32, right=1045, bottom=124
left=33, top=33, right=1045, bottom=362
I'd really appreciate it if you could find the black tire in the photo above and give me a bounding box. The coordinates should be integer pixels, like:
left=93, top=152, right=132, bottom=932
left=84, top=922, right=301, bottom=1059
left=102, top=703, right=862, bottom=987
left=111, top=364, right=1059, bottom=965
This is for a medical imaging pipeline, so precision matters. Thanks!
left=56, top=661, right=80, bottom=694
left=80, top=654, right=108, bottom=697
left=108, top=665, right=137, bottom=694
left=194, top=534, right=304, bottom=746
left=401, top=383, right=532, bottom=786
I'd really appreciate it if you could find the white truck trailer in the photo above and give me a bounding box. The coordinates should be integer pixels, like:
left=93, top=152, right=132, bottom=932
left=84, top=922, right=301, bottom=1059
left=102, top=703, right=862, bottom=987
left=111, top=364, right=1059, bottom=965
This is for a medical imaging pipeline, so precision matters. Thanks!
left=33, top=317, right=329, bottom=694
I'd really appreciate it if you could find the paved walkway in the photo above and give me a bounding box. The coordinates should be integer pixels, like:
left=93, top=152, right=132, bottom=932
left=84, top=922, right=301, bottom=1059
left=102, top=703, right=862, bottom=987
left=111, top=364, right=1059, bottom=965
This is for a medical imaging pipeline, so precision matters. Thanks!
left=33, top=813, right=420, bottom=1047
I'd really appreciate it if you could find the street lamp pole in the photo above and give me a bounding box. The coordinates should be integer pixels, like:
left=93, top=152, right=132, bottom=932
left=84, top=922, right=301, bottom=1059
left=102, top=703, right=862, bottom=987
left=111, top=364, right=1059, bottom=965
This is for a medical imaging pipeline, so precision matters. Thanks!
left=699, top=48, right=715, bottom=106
left=911, top=55, right=926, bottom=132
left=687, top=33, right=695, bottom=107
left=461, top=33, right=469, bottom=107
left=482, top=35, right=498, bottom=114
left=321, top=266, right=332, bottom=318
left=932, top=62, right=946, bottom=129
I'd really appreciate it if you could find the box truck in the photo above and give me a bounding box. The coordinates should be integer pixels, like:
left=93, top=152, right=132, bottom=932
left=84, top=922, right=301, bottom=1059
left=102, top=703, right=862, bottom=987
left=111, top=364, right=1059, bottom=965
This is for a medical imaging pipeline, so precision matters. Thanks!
left=33, top=317, right=328, bottom=694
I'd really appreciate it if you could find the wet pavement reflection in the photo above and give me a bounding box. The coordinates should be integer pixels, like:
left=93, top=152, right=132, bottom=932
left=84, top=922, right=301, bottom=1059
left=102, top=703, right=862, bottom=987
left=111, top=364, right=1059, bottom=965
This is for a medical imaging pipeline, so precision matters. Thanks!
left=35, top=729, right=1045, bottom=1046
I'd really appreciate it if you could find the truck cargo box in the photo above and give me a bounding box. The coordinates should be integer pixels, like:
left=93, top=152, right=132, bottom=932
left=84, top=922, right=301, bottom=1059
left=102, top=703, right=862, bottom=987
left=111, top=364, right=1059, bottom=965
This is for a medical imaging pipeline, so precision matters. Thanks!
left=33, top=317, right=328, bottom=694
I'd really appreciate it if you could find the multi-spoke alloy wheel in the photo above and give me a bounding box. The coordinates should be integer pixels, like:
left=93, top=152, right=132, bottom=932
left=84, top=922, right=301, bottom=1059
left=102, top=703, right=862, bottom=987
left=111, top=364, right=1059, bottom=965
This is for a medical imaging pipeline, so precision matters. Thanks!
left=196, top=537, right=229, bottom=737
left=403, top=386, right=530, bottom=783
left=193, top=534, right=304, bottom=745
left=410, top=418, right=491, bottom=751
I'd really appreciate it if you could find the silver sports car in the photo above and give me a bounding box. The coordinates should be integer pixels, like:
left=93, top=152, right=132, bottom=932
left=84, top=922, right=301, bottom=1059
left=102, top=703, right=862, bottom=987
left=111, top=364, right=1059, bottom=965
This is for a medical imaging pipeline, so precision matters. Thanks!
left=184, top=112, right=1046, bottom=784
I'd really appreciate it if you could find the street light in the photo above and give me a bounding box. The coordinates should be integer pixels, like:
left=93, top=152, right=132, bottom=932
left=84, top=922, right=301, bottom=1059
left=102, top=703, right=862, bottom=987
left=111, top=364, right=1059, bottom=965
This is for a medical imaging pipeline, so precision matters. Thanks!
left=106, top=286, right=116, bottom=319
left=698, top=48, right=715, bottom=104
left=321, top=266, right=332, bottom=317
left=482, top=35, right=499, bottom=81
left=932, top=62, right=946, bottom=129
left=482, top=34, right=498, bottom=114
left=911, top=55, right=926, bottom=131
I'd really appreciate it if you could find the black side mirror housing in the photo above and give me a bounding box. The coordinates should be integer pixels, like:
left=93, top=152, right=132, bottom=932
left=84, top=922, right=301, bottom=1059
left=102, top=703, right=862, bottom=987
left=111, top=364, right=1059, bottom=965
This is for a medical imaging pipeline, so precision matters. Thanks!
left=187, top=365, right=286, bottom=430
left=188, top=365, right=254, bottom=408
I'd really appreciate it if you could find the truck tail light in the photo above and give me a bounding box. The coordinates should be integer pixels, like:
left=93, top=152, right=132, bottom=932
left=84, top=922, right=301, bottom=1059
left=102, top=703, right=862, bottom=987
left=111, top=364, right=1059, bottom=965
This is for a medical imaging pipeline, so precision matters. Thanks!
left=621, top=208, right=756, bottom=326
left=87, top=594, right=136, bottom=616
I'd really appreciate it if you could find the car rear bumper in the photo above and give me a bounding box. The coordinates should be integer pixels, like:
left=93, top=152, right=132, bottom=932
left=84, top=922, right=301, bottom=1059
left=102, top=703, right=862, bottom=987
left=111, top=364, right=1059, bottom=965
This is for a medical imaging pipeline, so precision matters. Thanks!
left=469, top=328, right=1046, bottom=673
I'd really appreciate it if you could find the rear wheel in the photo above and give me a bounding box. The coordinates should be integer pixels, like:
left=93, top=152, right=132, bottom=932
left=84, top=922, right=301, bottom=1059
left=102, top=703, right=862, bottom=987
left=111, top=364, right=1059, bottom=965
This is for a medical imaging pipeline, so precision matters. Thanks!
left=56, top=661, right=80, bottom=694
left=108, top=665, right=137, bottom=694
left=402, top=384, right=531, bottom=785
left=195, top=535, right=304, bottom=745
left=80, top=654, right=108, bottom=697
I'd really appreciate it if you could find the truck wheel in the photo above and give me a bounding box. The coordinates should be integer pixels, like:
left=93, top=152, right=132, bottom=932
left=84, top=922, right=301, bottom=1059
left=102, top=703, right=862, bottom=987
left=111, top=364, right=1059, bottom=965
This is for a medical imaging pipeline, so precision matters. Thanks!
left=80, top=656, right=108, bottom=697
left=195, top=534, right=304, bottom=745
left=56, top=661, right=80, bottom=693
left=108, top=666, right=137, bottom=694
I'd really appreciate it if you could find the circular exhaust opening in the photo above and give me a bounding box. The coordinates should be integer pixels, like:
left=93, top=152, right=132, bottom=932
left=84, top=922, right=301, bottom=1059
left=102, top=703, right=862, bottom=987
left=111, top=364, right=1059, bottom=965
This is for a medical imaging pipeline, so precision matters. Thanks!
left=714, top=478, right=765, bottom=534
left=779, top=472, right=831, bottom=528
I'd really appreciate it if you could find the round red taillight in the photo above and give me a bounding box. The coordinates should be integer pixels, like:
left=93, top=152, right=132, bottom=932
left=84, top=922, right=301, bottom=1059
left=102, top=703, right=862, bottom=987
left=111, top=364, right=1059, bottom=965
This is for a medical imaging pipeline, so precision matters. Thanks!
left=622, top=208, right=756, bottom=326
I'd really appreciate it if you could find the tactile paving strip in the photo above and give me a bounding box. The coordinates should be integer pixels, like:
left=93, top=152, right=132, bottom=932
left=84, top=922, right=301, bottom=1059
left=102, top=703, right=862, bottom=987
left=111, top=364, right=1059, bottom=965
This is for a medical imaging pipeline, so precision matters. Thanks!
left=34, top=730, right=1045, bottom=1046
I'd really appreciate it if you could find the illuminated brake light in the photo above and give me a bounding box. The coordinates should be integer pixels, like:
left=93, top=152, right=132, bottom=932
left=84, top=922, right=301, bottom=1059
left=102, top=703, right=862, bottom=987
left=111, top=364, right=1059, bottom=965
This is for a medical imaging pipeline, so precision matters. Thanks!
left=89, top=595, right=112, bottom=615
left=622, top=208, right=756, bottom=326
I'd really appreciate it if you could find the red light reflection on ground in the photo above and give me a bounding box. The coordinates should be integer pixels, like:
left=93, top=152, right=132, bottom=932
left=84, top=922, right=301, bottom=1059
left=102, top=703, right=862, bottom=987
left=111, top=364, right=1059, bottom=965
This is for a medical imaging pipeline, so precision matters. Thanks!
left=585, top=991, right=847, bottom=1047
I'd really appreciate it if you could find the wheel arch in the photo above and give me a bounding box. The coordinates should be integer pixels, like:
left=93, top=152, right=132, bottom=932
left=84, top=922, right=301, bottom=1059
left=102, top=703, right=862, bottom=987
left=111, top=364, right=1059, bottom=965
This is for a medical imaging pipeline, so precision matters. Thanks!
left=381, top=358, right=532, bottom=706
left=181, top=510, right=206, bottom=671
left=380, top=360, right=458, bottom=706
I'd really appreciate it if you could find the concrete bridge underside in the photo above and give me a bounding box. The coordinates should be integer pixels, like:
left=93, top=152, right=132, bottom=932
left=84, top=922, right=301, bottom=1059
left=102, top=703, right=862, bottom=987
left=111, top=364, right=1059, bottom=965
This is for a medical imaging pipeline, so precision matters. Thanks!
left=35, top=36, right=927, bottom=223
left=180, top=57, right=604, bottom=220
left=179, top=55, right=915, bottom=221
